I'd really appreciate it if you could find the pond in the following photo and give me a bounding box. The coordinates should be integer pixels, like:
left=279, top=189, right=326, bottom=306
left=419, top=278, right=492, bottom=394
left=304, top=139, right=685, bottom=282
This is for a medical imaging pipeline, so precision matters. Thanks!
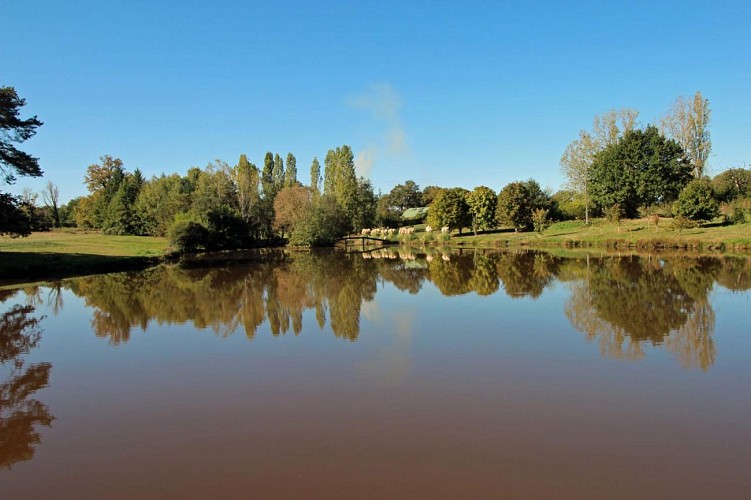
left=1, top=248, right=750, bottom=498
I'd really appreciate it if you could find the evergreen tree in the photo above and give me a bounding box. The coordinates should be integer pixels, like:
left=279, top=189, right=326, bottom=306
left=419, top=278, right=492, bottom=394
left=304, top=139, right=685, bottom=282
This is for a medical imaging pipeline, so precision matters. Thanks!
left=0, top=87, right=43, bottom=184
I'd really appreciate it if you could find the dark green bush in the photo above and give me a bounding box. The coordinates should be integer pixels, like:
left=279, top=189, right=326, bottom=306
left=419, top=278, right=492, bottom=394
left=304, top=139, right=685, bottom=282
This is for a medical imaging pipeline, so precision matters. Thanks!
left=673, top=179, right=719, bottom=221
left=168, top=220, right=209, bottom=253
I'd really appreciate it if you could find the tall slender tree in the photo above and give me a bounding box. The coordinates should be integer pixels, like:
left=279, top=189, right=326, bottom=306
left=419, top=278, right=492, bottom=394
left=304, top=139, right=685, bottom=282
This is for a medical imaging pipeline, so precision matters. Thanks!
left=661, top=91, right=711, bottom=178
left=41, top=181, right=60, bottom=227
left=561, top=108, right=639, bottom=224
left=310, top=157, right=321, bottom=193
left=284, top=153, right=297, bottom=187
left=234, top=154, right=261, bottom=224
left=273, top=153, right=285, bottom=190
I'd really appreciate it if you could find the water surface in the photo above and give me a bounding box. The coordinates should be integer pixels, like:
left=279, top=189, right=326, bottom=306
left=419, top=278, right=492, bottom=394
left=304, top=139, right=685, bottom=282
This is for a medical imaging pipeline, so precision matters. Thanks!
left=2, top=249, right=750, bottom=499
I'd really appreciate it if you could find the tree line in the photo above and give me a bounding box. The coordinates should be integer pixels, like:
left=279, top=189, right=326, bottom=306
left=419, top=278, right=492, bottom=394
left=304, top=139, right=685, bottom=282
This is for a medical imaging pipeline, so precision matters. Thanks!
left=2, top=86, right=750, bottom=246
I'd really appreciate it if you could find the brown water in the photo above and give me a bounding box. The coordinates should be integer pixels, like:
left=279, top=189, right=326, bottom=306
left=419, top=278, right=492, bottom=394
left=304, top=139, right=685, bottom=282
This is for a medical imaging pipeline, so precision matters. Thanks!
left=1, top=249, right=750, bottom=499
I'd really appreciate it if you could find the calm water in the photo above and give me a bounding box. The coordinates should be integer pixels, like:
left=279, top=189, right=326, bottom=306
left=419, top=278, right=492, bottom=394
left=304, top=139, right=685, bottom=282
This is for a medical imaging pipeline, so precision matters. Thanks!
left=1, top=248, right=750, bottom=499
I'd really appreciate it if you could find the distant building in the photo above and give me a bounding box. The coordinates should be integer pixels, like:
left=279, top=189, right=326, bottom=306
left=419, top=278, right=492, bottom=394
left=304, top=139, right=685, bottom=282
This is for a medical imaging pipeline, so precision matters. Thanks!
left=400, top=207, right=429, bottom=221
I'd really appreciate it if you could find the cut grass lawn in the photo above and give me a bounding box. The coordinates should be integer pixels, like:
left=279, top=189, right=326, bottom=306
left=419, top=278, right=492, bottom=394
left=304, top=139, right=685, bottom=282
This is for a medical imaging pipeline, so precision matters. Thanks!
left=378, top=218, right=751, bottom=252
left=0, top=229, right=168, bottom=284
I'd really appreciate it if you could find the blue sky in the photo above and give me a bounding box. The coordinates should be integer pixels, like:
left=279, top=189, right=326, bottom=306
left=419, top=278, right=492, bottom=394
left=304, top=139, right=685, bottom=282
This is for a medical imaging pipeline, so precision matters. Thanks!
left=3, top=0, right=750, bottom=202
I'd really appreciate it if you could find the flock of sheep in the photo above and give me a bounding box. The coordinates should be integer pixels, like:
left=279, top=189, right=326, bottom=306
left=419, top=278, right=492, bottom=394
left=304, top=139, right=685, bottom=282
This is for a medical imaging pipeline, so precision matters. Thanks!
left=360, top=225, right=450, bottom=237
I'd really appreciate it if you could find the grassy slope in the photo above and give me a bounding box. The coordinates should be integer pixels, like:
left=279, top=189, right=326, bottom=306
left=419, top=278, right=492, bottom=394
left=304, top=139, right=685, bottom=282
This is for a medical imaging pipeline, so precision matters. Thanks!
left=0, top=229, right=167, bottom=284
left=384, top=218, right=751, bottom=251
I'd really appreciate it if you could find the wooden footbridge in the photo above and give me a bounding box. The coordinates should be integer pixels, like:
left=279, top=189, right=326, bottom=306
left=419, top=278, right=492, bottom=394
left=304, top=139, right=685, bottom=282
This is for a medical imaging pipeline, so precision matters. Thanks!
left=339, top=235, right=393, bottom=248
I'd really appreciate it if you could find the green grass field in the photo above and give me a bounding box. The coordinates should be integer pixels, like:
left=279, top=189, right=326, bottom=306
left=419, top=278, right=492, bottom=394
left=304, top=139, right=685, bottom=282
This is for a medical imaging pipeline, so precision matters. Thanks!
left=382, top=217, right=751, bottom=252
left=2, top=219, right=750, bottom=285
left=0, top=229, right=168, bottom=284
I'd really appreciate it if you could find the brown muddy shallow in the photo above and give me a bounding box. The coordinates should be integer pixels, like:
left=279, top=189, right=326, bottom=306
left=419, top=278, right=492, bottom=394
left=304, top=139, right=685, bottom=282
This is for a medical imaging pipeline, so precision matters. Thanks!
left=1, top=249, right=750, bottom=499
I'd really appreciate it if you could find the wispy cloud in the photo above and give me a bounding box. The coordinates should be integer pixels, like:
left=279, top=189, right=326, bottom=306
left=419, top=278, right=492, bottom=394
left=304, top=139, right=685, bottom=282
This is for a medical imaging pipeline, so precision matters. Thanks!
left=348, top=83, right=409, bottom=177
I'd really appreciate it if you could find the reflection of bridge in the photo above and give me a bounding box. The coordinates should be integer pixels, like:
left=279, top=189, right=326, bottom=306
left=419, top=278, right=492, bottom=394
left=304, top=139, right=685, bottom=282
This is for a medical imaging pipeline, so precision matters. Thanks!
left=339, top=235, right=393, bottom=247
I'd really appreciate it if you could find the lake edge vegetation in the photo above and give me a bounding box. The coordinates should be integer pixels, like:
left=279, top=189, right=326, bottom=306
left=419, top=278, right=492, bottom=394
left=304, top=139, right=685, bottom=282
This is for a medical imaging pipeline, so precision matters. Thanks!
left=2, top=88, right=750, bottom=271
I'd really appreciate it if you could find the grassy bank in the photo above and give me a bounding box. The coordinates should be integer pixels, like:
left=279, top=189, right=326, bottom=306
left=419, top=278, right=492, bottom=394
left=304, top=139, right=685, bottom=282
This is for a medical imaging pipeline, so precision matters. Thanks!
left=2, top=219, right=750, bottom=285
left=0, top=229, right=167, bottom=284
left=379, top=217, right=751, bottom=252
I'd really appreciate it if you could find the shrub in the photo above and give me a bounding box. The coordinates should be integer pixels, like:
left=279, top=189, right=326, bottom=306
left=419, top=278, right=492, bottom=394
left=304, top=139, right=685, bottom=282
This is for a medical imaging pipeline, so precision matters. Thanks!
left=289, top=195, right=349, bottom=247
left=603, top=203, right=623, bottom=225
left=671, top=215, right=697, bottom=233
left=551, top=190, right=586, bottom=220
left=720, top=197, right=751, bottom=224
left=205, top=206, right=249, bottom=249
left=638, top=203, right=673, bottom=218
left=673, top=179, right=719, bottom=221
left=532, top=208, right=549, bottom=233
left=168, top=220, right=209, bottom=253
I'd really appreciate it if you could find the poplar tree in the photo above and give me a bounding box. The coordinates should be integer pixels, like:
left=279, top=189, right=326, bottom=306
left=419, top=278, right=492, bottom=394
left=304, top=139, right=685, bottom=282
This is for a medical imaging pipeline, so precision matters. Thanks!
left=310, top=157, right=321, bottom=193
left=284, top=153, right=297, bottom=187
left=273, top=153, right=284, bottom=190
left=561, top=108, right=639, bottom=224
left=661, top=91, right=711, bottom=178
left=234, top=154, right=261, bottom=224
left=261, top=151, right=275, bottom=199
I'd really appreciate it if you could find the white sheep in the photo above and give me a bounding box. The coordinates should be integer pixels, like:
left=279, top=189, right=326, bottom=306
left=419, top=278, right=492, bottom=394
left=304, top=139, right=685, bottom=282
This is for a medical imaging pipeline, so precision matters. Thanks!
left=425, top=225, right=433, bottom=233
left=361, top=228, right=371, bottom=235
left=441, top=226, right=450, bottom=233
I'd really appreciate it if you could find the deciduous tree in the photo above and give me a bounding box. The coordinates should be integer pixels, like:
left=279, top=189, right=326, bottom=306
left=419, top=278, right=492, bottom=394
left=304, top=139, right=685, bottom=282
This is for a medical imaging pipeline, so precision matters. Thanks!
left=560, top=108, right=639, bottom=224
left=284, top=153, right=297, bottom=187
left=496, top=179, right=551, bottom=231
left=427, top=187, right=470, bottom=233
left=273, top=185, right=312, bottom=236
left=589, top=126, right=691, bottom=218
left=386, top=180, right=422, bottom=212
left=661, top=91, right=711, bottom=178
left=309, top=157, right=321, bottom=193
left=465, top=186, right=497, bottom=234
left=41, top=181, right=60, bottom=227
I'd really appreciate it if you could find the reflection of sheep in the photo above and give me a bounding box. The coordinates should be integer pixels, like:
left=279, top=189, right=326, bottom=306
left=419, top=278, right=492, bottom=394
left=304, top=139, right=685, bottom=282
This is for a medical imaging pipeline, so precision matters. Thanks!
left=441, top=226, right=450, bottom=233
left=426, top=255, right=434, bottom=262
left=425, top=225, right=433, bottom=233
left=442, top=254, right=451, bottom=261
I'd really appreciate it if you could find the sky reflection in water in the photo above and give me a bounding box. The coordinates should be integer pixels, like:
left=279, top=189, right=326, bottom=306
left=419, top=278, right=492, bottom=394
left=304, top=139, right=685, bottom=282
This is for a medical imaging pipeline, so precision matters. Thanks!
left=1, top=249, right=750, bottom=498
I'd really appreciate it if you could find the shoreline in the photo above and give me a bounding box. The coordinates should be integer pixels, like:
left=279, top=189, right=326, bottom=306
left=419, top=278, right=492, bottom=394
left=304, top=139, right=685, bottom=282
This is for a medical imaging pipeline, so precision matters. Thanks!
left=2, top=221, right=750, bottom=287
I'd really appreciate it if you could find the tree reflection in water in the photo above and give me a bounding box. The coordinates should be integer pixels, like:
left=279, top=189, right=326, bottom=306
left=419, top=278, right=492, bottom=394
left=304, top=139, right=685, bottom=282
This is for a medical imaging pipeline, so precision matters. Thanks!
left=0, top=294, right=54, bottom=469
left=54, top=249, right=750, bottom=371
